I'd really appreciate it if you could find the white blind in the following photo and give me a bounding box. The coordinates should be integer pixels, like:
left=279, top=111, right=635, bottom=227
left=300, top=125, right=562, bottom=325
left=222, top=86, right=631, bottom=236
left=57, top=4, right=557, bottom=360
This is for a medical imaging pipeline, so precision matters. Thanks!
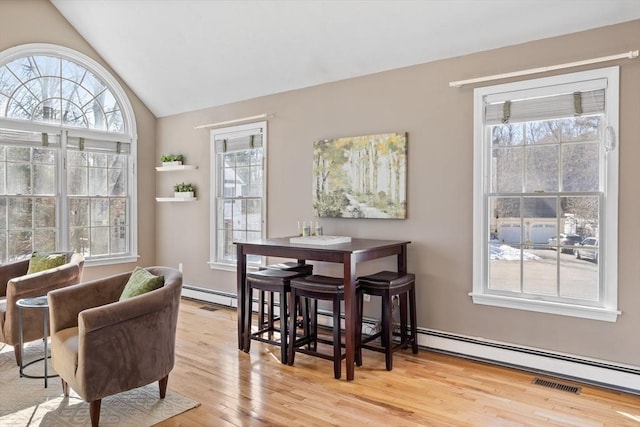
left=67, top=136, right=131, bottom=154
left=214, top=133, right=263, bottom=153
left=0, top=128, right=60, bottom=147
left=485, top=89, right=605, bottom=125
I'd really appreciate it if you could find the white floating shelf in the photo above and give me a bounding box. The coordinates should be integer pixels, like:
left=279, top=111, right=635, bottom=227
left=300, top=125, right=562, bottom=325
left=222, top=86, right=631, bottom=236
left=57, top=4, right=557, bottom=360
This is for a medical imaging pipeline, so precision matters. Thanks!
left=155, top=165, right=198, bottom=172
left=155, top=197, right=198, bottom=202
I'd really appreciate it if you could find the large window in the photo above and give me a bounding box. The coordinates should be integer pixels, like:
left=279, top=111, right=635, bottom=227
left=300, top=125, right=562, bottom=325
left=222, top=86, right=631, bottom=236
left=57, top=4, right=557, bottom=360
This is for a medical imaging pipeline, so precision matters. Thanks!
left=0, top=44, right=137, bottom=264
left=471, top=67, right=619, bottom=321
left=210, top=122, right=266, bottom=268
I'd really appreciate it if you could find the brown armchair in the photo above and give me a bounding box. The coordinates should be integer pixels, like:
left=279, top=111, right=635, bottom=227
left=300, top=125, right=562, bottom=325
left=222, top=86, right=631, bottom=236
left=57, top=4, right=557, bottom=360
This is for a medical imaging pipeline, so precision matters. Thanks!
left=0, top=253, right=84, bottom=365
left=48, top=266, right=182, bottom=427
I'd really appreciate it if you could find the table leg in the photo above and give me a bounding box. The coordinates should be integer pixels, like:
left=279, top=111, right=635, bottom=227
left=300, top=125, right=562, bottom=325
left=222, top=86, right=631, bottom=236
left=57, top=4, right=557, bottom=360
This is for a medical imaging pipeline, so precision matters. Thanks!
left=343, top=255, right=357, bottom=381
left=44, top=308, right=48, bottom=388
left=236, top=245, right=247, bottom=350
left=18, top=306, right=23, bottom=377
left=398, top=244, right=408, bottom=274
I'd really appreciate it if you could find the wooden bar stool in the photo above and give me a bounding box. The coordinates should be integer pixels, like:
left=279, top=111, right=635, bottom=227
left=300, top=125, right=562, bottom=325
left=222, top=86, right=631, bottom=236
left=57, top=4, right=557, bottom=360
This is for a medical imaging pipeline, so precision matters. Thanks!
left=259, top=262, right=313, bottom=333
left=287, top=275, right=350, bottom=379
left=356, top=271, right=418, bottom=371
left=244, top=268, right=309, bottom=364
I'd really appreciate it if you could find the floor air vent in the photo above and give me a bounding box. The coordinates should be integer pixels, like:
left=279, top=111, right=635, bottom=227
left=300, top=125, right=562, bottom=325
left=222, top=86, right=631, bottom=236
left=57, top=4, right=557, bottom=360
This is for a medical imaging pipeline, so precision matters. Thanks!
left=532, top=377, right=581, bottom=394
left=199, top=305, right=218, bottom=312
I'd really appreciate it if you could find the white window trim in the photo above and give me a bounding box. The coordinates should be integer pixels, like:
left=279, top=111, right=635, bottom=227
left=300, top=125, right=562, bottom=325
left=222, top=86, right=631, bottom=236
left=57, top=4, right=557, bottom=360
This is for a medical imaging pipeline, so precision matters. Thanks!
left=209, top=121, right=267, bottom=271
left=0, top=44, right=138, bottom=265
left=470, top=67, right=620, bottom=322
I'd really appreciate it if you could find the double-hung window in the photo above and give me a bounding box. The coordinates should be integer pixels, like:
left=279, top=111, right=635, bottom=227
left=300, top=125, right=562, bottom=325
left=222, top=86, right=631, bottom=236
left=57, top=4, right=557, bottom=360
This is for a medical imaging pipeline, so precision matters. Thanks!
left=471, top=67, right=619, bottom=321
left=210, top=121, right=266, bottom=269
left=0, top=44, right=137, bottom=264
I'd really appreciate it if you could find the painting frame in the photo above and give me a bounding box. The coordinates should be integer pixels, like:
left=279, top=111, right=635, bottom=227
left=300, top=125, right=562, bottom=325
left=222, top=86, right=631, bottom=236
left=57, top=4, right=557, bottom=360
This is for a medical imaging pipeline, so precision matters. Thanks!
left=312, top=132, right=407, bottom=219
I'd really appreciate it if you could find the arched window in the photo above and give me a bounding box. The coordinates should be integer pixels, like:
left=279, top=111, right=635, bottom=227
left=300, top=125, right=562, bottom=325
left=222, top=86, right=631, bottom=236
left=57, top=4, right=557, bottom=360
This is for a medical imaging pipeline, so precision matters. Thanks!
left=0, top=44, right=137, bottom=264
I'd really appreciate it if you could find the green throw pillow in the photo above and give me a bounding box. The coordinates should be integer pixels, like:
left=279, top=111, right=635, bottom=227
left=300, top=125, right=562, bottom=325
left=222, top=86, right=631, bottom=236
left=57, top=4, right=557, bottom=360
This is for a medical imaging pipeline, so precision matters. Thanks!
left=27, top=252, right=67, bottom=274
left=119, top=267, right=165, bottom=300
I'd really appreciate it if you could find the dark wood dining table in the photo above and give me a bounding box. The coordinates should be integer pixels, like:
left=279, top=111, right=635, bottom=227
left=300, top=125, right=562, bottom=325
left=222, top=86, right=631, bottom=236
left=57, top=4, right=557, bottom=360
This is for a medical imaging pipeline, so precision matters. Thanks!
left=235, top=236, right=411, bottom=381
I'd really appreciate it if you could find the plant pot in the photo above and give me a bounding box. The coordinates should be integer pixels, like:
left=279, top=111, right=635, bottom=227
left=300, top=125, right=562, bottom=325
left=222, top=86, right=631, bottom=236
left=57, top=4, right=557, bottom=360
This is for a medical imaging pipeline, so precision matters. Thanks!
left=174, top=191, right=194, bottom=198
left=163, top=161, right=182, bottom=167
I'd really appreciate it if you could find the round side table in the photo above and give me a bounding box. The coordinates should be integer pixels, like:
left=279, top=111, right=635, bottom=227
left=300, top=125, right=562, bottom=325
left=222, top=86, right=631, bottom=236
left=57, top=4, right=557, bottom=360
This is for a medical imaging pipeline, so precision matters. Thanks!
left=17, top=296, right=59, bottom=388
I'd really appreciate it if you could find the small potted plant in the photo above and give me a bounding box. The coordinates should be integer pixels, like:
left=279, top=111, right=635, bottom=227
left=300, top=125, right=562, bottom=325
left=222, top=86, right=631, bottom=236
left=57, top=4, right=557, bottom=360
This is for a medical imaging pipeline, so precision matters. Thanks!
left=161, top=154, right=184, bottom=167
left=174, top=182, right=195, bottom=198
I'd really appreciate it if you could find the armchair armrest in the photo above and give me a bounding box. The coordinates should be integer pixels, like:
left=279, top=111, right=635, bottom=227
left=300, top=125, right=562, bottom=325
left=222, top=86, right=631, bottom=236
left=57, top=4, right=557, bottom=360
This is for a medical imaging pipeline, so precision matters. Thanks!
left=0, top=258, right=29, bottom=297
left=78, top=286, right=170, bottom=334
left=8, top=262, right=81, bottom=300
left=48, top=271, right=131, bottom=333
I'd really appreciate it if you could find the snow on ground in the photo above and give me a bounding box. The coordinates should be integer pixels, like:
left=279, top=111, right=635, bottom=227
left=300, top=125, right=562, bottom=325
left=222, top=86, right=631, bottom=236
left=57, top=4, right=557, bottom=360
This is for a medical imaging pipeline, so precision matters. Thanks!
left=490, top=243, right=541, bottom=261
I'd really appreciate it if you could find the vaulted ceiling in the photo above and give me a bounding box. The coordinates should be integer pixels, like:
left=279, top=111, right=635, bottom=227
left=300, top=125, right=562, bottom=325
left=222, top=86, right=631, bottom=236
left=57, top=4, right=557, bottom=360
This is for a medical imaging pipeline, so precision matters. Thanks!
left=51, top=0, right=640, bottom=118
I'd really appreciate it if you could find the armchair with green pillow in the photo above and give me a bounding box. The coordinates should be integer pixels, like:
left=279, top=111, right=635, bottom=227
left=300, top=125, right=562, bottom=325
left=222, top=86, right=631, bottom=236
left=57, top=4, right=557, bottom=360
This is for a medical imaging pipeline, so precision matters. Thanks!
left=48, top=266, right=182, bottom=427
left=0, top=252, right=84, bottom=365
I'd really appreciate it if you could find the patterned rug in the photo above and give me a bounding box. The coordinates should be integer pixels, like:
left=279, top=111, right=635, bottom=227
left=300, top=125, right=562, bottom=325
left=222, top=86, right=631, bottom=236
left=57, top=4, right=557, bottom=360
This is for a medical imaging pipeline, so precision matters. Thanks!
left=0, top=342, right=199, bottom=426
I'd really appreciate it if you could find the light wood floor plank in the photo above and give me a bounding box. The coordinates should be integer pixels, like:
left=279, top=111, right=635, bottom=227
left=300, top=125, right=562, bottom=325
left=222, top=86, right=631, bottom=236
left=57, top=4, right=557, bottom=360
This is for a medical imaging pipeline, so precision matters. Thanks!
left=156, top=299, right=639, bottom=426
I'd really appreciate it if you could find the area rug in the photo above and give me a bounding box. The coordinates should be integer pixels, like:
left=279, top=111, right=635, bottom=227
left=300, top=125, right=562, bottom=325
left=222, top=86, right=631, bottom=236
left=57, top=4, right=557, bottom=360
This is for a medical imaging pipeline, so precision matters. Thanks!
left=0, top=342, right=199, bottom=426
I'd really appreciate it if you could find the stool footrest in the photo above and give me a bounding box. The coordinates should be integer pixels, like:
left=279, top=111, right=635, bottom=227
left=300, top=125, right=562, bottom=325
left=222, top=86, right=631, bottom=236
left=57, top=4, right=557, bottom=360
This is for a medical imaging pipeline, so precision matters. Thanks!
left=361, top=340, right=411, bottom=354
left=251, top=335, right=284, bottom=346
left=251, top=325, right=284, bottom=336
left=295, top=347, right=346, bottom=362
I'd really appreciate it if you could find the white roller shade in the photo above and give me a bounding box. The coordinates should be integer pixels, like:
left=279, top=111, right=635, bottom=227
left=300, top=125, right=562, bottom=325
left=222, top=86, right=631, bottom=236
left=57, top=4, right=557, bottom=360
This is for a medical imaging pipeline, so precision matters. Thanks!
left=214, top=133, right=263, bottom=153
left=485, top=89, right=605, bottom=125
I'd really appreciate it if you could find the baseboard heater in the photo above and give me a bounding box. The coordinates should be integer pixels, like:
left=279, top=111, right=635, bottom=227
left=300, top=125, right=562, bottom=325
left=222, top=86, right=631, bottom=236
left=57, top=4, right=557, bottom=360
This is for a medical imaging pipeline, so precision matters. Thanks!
left=182, top=285, right=640, bottom=395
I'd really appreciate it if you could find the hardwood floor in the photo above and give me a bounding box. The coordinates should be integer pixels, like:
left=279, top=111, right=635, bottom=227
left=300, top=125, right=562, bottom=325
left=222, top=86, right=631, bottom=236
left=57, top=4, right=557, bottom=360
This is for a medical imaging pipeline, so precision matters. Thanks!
left=157, top=299, right=639, bottom=426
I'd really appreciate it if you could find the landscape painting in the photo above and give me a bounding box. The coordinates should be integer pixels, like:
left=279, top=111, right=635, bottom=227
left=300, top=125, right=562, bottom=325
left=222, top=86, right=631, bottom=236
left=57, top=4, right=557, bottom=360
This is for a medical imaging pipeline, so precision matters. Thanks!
left=313, top=132, right=407, bottom=219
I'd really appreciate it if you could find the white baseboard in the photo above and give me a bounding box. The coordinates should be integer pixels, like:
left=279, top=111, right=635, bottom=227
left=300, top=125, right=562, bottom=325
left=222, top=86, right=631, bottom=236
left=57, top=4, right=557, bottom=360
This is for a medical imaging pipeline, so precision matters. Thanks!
left=182, top=285, right=237, bottom=307
left=419, top=330, right=639, bottom=394
left=181, top=285, right=640, bottom=394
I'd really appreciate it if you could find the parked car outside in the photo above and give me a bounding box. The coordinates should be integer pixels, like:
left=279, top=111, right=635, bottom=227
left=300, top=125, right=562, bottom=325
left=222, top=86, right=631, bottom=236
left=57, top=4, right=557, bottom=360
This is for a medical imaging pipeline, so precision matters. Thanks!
left=575, top=237, right=598, bottom=263
left=548, top=234, right=583, bottom=253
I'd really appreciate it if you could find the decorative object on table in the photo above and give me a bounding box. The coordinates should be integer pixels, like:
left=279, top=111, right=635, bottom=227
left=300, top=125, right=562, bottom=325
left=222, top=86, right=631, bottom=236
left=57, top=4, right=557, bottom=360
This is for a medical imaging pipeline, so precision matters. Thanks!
left=313, top=132, right=408, bottom=219
left=298, top=220, right=322, bottom=236
left=47, top=266, right=183, bottom=427
left=174, top=182, right=195, bottom=198
left=0, top=342, right=199, bottom=427
left=0, top=253, right=84, bottom=366
left=161, top=153, right=184, bottom=167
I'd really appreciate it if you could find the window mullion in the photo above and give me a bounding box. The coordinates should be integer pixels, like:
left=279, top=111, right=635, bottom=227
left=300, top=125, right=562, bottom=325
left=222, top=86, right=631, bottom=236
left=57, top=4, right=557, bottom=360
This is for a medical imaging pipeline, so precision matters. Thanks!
left=59, top=130, right=69, bottom=251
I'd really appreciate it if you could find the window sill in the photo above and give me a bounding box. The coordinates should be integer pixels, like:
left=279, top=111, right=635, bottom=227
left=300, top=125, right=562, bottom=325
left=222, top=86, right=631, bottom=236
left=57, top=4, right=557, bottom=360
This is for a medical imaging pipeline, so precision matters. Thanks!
left=207, top=260, right=260, bottom=273
left=85, top=255, right=140, bottom=267
left=469, top=292, right=620, bottom=322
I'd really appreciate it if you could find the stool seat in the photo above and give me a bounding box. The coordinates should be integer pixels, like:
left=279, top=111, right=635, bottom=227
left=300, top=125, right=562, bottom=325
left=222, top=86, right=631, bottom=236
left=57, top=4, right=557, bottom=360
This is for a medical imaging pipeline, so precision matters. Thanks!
left=357, top=271, right=418, bottom=371
left=358, top=271, right=415, bottom=288
left=248, top=269, right=301, bottom=288
left=291, top=275, right=344, bottom=293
